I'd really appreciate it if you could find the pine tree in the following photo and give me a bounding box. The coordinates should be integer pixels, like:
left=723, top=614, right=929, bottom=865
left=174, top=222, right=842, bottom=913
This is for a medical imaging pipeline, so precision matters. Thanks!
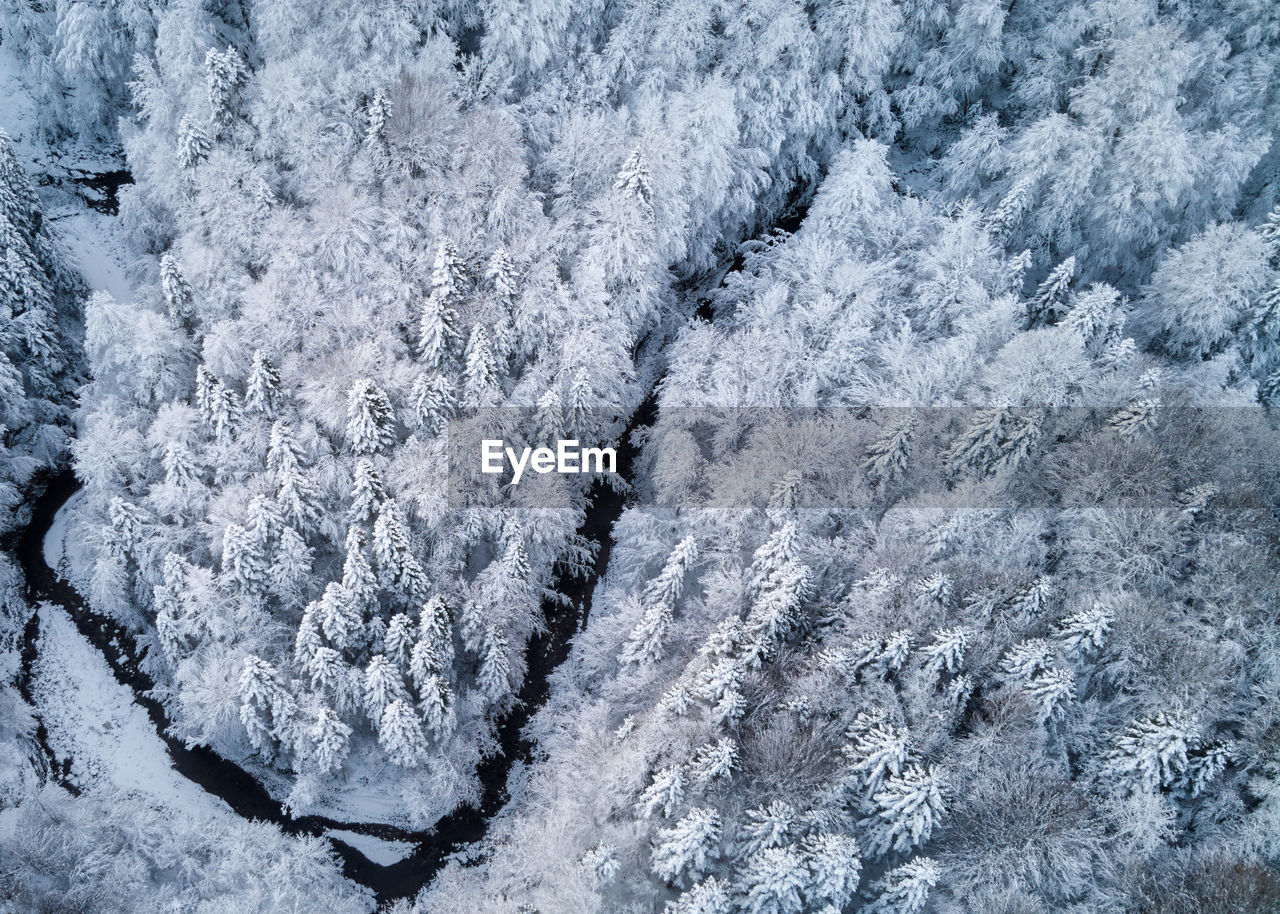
left=244, top=350, right=282, bottom=416
left=307, top=706, right=351, bottom=775
left=364, top=654, right=410, bottom=723
left=738, top=845, right=807, bottom=914
left=1027, top=256, right=1075, bottom=326
left=239, top=655, right=286, bottom=754
left=919, top=627, right=969, bottom=680
left=379, top=698, right=429, bottom=767
left=417, top=672, right=454, bottom=739
left=270, top=421, right=319, bottom=530
left=666, top=877, right=731, bottom=914
left=689, top=737, right=738, bottom=785
left=567, top=366, right=593, bottom=433
left=1055, top=601, right=1113, bottom=660
left=410, top=596, right=453, bottom=690
left=864, top=858, right=939, bottom=914
left=316, top=582, right=362, bottom=654
left=177, top=116, right=211, bottom=169
left=384, top=612, right=415, bottom=668
left=419, top=241, right=462, bottom=368
left=373, top=499, right=427, bottom=600
left=271, top=526, right=312, bottom=606
left=865, top=412, right=914, bottom=487
left=534, top=386, right=564, bottom=444
left=615, top=148, right=653, bottom=207
left=222, top=522, right=269, bottom=594
left=477, top=624, right=512, bottom=703
left=462, top=325, right=500, bottom=407
left=410, top=372, right=455, bottom=435
left=159, top=253, right=194, bottom=327
left=998, top=638, right=1053, bottom=686
left=0, top=129, right=41, bottom=239
left=203, top=376, right=239, bottom=443
left=486, top=247, right=518, bottom=306
left=740, top=800, right=796, bottom=856
left=349, top=458, right=387, bottom=526
left=802, top=833, right=861, bottom=911
left=252, top=178, right=274, bottom=219
left=652, top=807, right=721, bottom=885
left=1103, top=711, right=1200, bottom=796
left=637, top=765, right=685, bottom=819
left=877, top=631, right=913, bottom=678
left=162, top=441, right=198, bottom=487
left=295, top=603, right=324, bottom=668
left=364, top=89, right=390, bottom=150
left=1024, top=667, right=1075, bottom=723
left=864, top=763, right=946, bottom=856
left=204, top=46, right=246, bottom=136
left=946, top=407, right=1041, bottom=477
left=345, top=378, right=396, bottom=454
left=845, top=710, right=909, bottom=797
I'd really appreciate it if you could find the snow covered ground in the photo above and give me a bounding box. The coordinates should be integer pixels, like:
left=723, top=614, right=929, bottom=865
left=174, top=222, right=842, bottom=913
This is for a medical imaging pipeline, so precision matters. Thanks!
left=327, top=828, right=416, bottom=865
left=30, top=603, right=229, bottom=814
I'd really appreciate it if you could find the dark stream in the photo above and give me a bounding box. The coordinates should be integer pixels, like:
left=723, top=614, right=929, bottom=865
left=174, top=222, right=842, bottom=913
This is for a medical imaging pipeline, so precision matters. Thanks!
left=11, top=396, right=653, bottom=904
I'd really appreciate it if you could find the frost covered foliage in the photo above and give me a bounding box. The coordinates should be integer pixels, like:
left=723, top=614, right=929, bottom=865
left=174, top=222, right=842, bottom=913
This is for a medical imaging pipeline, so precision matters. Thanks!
left=0, top=129, right=83, bottom=533
left=5, top=0, right=1280, bottom=906
left=0, top=785, right=373, bottom=914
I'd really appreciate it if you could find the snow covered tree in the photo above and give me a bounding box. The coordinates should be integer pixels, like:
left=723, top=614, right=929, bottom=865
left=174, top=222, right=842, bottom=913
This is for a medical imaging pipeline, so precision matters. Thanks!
left=315, top=582, right=362, bottom=654
left=239, top=655, right=287, bottom=755
left=364, top=89, right=390, bottom=150
left=383, top=612, right=415, bottom=668
left=244, top=350, right=282, bottom=416
left=845, top=711, right=910, bottom=797
left=533, top=386, right=563, bottom=445
left=177, top=116, right=210, bottom=169
left=462, top=325, right=500, bottom=408
left=637, top=765, right=686, bottom=820
left=364, top=654, right=410, bottom=723
left=373, top=499, right=427, bottom=600
left=1103, top=711, right=1200, bottom=796
left=307, top=706, right=351, bottom=775
left=652, top=807, right=721, bottom=884
left=998, top=638, right=1053, bottom=686
left=615, top=148, right=653, bottom=209
left=1027, top=256, right=1075, bottom=326
left=159, top=253, right=194, bottom=327
left=222, top=522, right=269, bottom=595
left=1055, top=601, right=1113, bottom=659
left=1025, top=667, right=1075, bottom=724
left=345, top=378, right=396, bottom=455
left=864, top=858, right=939, bottom=914
left=689, top=737, right=738, bottom=785
left=738, top=845, right=807, bottom=914
left=477, top=624, right=512, bottom=703
left=865, top=764, right=946, bottom=857
left=410, top=372, right=455, bottom=435
left=378, top=698, right=428, bottom=767
left=920, top=627, right=969, bottom=680
left=349, top=458, right=386, bottom=526
left=204, top=46, right=246, bottom=136
left=419, top=241, right=462, bottom=368
left=801, top=833, right=861, bottom=911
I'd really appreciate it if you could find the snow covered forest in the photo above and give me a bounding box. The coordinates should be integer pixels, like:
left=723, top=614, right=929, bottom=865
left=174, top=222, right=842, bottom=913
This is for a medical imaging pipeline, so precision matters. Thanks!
left=2, top=0, right=1280, bottom=911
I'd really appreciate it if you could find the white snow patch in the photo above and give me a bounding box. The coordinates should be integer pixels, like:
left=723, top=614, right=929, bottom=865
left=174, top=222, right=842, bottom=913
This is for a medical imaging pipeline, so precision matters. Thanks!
left=30, top=603, right=228, bottom=818
left=326, top=829, right=416, bottom=866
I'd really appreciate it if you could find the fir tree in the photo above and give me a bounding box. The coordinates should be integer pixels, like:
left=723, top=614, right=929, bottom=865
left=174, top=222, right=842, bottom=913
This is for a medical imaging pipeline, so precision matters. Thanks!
left=462, top=325, right=500, bottom=407
left=1103, top=710, right=1200, bottom=796
left=364, top=654, right=410, bottom=723
left=307, top=706, right=351, bottom=775
left=477, top=624, right=512, bottom=703
left=637, top=765, right=686, bottom=819
left=349, top=458, right=387, bottom=526
left=845, top=710, right=909, bottom=797
left=244, top=350, right=282, bottom=416
left=410, top=372, right=455, bottom=435
left=615, top=148, right=653, bottom=208
left=373, top=499, right=427, bottom=600
left=177, top=116, right=211, bottom=169
left=222, top=522, right=269, bottom=594
left=1055, top=602, right=1113, bottom=660
left=417, top=671, right=454, bottom=739
left=364, top=89, right=390, bottom=150
left=379, top=698, right=429, bottom=767
left=316, top=582, right=362, bottom=654
left=204, top=46, right=246, bottom=136
left=1027, top=256, right=1076, bottom=326
left=162, top=441, right=198, bottom=487
left=534, top=386, right=564, bottom=444
left=652, top=807, right=721, bottom=884
left=864, top=763, right=946, bottom=857
left=864, top=858, right=939, bottom=914
left=738, top=846, right=807, bottom=914
left=419, top=241, right=462, bottom=368
left=384, top=612, right=415, bottom=668
left=801, top=833, right=861, bottom=911
left=345, top=378, right=396, bottom=455
left=159, top=253, right=194, bottom=327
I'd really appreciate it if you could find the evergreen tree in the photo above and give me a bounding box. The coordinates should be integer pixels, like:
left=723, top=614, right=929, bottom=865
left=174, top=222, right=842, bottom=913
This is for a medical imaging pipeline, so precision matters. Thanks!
left=244, top=350, right=282, bottom=416
left=364, top=89, right=390, bottom=150
left=409, top=372, right=455, bottom=435
left=373, top=499, right=427, bottom=600
left=316, top=582, right=362, bottom=654
left=637, top=765, right=686, bottom=819
left=615, top=148, right=654, bottom=208
left=345, top=378, right=396, bottom=454
left=845, top=711, right=909, bottom=797
left=239, top=655, right=286, bottom=754
left=349, top=458, right=387, bottom=526
left=363, top=654, right=409, bottom=723
left=864, top=764, right=946, bottom=857
left=864, top=858, right=939, bottom=914
left=177, top=116, right=211, bottom=169
left=652, top=807, right=721, bottom=884
left=534, top=386, right=563, bottom=443
left=162, top=440, right=198, bottom=487
left=419, top=241, right=462, bottom=368
left=477, top=624, right=512, bottom=703
left=1055, top=602, right=1112, bottom=660
left=1103, top=711, right=1200, bottom=796
left=307, top=706, right=351, bottom=775
left=384, top=612, right=415, bottom=668
left=738, top=846, right=807, bottom=914
left=1027, top=256, right=1076, bottom=326
left=159, top=253, right=194, bottom=327
left=417, top=671, right=454, bottom=739
left=462, top=325, right=500, bottom=408
left=920, top=627, right=969, bottom=680
left=378, top=698, right=429, bottom=767
left=801, top=833, right=861, bottom=911
left=222, top=522, right=269, bottom=594
left=204, top=46, right=246, bottom=136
